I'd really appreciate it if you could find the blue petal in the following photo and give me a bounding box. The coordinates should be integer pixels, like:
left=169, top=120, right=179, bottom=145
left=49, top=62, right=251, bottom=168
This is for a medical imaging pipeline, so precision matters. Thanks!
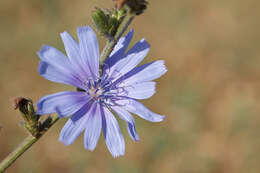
left=38, top=62, right=84, bottom=89
left=119, top=38, right=150, bottom=75
left=59, top=102, right=93, bottom=146
left=37, top=46, right=85, bottom=89
left=121, top=82, right=156, bottom=100
left=101, top=106, right=125, bottom=157
left=117, top=60, right=167, bottom=87
left=104, top=30, right=134, bottom=70
left=107, top=39, right=150, bottom=81
left=38, top=45, right=69, bottom=67
left=118, top=99, right=165, bottom=122
left=60, top=31, right=91, bottom=79
left=37, top=91, right=90, bottom=118
left=84, top=103, right=102, bottom=151
left=112, top=106, right=139, bottom=141
left=77, top=26, right=100, bottom=78
left=127, top=123, right=139, bottom=142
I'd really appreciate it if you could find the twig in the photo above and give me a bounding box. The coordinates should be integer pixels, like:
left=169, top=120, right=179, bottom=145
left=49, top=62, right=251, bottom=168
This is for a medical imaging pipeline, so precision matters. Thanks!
left=0, top=115, right=59, bottom=173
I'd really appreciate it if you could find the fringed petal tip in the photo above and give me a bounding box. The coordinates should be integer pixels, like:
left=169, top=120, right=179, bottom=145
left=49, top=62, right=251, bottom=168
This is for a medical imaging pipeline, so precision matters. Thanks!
left=155, top=114, right=165, bottom=122
left=37, top=25, right=166, bottom=158
left=38, top=61, right=47, bottom=75
left=59, top=137, right=72, bottom=146
left=37, top=45, right=49, bottom=59
left=160, top=60, right=168, bottom=75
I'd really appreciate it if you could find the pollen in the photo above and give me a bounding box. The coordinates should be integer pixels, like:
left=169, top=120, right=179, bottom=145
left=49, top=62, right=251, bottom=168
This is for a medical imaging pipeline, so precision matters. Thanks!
left=88, top=86, right=103, bottom=99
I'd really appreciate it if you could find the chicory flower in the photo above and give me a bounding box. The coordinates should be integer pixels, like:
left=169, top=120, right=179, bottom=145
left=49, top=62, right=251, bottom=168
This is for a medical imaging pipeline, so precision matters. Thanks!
left=37, top=26, right=167, bottom=157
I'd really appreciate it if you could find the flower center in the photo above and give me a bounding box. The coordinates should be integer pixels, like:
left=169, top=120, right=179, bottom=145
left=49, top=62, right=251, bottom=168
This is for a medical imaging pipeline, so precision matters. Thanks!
left=82, top=75, right=125, bottom=104
left=88, top=86, right=103, bottom=99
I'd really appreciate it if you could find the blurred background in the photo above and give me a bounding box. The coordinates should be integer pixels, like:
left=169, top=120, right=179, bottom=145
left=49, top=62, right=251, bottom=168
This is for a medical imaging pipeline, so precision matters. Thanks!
left=1, top=0, right=260, bottom=172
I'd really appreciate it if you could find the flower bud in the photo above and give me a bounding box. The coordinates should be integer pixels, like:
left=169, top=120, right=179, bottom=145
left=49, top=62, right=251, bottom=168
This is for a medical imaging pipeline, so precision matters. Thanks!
left=126, top=0, right=148, bottom=15
left=92, top=8, right=110, bottom=36
left=13, top=97, right=38, bottom=121
left=113, top=0, right=148, bottom=15
left=13, top=97, right=40, bottom=136
left=92, top=7, right=126, bottom=38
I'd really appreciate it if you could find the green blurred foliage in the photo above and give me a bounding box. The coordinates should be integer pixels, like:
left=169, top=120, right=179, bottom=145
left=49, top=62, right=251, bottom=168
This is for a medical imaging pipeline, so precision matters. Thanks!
left=1, top=0, right=260, bottom=172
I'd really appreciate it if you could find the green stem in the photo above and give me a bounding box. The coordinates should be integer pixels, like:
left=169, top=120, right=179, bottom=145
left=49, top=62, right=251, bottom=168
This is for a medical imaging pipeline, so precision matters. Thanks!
left=0, top=6, right=135, bottom=173
left=0, top=136, right=37, bottom=173
left=0, top=115, right=59, bottom=173
left=100, top=10, right=135, bottom=65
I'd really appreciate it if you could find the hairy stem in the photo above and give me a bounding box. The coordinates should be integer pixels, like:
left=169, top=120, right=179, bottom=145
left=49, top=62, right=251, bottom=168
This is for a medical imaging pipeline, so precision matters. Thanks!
left=0, top=115, right=59, bottom=173
left=99, top=8, right=135, bottom=65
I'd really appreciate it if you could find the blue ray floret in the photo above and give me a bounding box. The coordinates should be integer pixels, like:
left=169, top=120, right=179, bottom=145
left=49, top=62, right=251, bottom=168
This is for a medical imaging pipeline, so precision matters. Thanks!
left=36, top=26, right=167, bottom=157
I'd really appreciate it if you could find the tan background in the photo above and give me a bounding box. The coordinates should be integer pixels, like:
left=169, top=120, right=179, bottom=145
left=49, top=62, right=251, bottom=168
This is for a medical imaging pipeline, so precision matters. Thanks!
left=1, top=0, right=260, bottom=172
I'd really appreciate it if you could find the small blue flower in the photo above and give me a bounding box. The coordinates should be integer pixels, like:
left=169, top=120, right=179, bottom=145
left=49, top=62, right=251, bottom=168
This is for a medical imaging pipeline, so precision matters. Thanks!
left=37, top=26, right=167, bottom=157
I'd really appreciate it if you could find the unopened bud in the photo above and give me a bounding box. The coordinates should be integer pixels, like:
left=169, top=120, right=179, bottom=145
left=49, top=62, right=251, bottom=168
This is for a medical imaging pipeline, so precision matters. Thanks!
left=92, top=7, right=126, bottom=38
left=92, top=8, right=110, bottom=36
left=113, top=0, right=148, bottom=15
left=126, top=0, right=148, bottom=15
left=12, top=97, right=40, bottom=136
left=13, top=97, right=37, bottom=121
